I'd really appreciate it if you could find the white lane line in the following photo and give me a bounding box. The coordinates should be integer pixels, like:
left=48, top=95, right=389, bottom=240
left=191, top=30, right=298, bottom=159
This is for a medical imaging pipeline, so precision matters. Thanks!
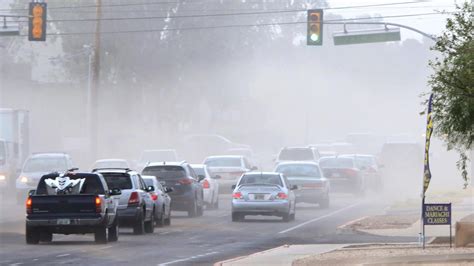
left=158, top=251, right=218, bottom=266
left=9, top=263, right=23, bottom=266
left=56, top=254, right=70, bottom=258
left=278, top=202, right=363, bottom=234
left=98, top=246, right=113, bottom=250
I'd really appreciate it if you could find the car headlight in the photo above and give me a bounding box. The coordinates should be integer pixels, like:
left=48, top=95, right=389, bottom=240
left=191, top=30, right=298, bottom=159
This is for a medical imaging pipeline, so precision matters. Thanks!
left=20, top=176, right=28, bottom=183
left=0, top=174, right=5, bottom=181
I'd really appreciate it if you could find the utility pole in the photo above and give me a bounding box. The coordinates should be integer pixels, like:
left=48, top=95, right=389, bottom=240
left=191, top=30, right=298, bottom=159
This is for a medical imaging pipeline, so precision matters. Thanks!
left=90, top=0, right=101, bottom=159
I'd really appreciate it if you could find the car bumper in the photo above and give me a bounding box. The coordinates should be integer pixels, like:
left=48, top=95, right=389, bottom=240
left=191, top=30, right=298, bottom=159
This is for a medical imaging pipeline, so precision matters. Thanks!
left=294, top=189, right=327, bottom=203
left=116, top=206, right=141, bottom=226
left=26, top=216, right=106, bottom=227
left=232, top=200, right=290, bottom=215
left=169, top=193, right=196, bottom=211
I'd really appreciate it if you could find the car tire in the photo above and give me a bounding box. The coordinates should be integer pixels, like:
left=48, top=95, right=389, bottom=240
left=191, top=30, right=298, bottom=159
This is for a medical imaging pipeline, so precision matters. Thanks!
left=144, top=210, right=155, bottom=234
left=320, top=194, right=330, bottom=209
left=108, top=218, right=119, bottom=242
left=188, top=200, right=198, bottom=218
left=39, top=231, right=53, bottom=242
left=26, top=225, right=40, bottom=244
left=133, top=210, right=145, bottom=235
left=231, top=212, right=242, bottom=222
left=156, top=207, right=165, bottom=227
left=94, top=226, right=108, bottom=244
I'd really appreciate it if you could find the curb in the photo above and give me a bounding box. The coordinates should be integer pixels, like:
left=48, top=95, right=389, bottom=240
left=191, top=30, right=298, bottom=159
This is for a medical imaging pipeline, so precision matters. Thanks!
left=213, top=245, right=290, bottom=266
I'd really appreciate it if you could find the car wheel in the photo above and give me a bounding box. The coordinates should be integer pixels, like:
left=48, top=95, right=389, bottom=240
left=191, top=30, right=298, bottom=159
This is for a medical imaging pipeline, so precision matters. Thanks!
left=26, top=225, right=40, bottom=244
left=39, top=231, right=53, bottom=242
left=94, top=226, right=108, bottom=244
left=144, top=210, right=155, bottom=233
left=108, top=217, right=119, bottom=242
left=231, top=212, right=242, bottom=222
left=320, top=193, right=330, bottom=209
left=133, top=210, right=145, bottom=235
left=188, top=200, right=198, bottom=217
left=156, top=207, right=166, bottom=227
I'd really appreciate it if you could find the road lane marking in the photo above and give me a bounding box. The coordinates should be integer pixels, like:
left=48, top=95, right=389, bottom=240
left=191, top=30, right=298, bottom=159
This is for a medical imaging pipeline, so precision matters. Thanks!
left=56, top=254, right=70, bottom=258
left=158, top=251, right=218, bottom=266
left=278, top=201, right=363, bottom=234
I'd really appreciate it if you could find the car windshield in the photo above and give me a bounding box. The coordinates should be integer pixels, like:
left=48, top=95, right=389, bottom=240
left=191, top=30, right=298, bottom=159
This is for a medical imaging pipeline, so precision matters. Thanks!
left=102, top=173, right=133, bottom=190
left=142, top=166, right=187, bottom=179
left=278, top=149, right=314, bottom=161
left=275, top=164, right=321, bottom=178
left=140, top=151, right=177, bottom=163
left=319, top=158, right=355, bottom=169
left=238, top=174, right=282, bottom=186
left=23, top=157, right=68, bottom=173
left=204, top=158, right=241, bottom=167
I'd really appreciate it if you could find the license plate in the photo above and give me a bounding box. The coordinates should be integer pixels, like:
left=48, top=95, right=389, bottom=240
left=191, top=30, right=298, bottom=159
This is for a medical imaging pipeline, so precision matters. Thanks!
left=254, top=194, right=265, bottom=200
left=57, top=219, right=70, bottom=225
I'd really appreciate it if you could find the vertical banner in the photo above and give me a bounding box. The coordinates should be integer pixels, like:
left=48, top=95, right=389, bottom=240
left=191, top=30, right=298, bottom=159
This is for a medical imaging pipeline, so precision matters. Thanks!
left=423, top=94, right=434, bottom=195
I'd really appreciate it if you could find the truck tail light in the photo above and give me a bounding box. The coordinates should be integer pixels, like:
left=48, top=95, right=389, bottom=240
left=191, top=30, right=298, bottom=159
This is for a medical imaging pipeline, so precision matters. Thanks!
left=128, top=192, right=140, bottom=206
left=95, top=196, right=102, bottom=213
left=26, top=197, right=32, bottom=214
left=202, top=179, right=210, bottom=189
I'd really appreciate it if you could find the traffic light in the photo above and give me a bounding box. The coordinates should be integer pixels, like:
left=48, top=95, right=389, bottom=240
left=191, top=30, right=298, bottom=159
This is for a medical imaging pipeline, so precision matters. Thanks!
left=307, top=9, right=323, bottom=46
left=28, top=2, right=47, bottom=41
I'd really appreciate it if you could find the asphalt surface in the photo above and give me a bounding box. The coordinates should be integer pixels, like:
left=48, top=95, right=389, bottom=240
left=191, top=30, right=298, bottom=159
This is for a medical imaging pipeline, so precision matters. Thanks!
left=0, top=192, right=417, bottom=266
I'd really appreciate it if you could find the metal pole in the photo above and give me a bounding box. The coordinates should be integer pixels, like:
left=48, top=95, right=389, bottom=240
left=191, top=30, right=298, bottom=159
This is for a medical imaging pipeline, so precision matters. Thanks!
left=422, top=196, right=425, bottom=249
left=90, top=0, right=101, bottom=159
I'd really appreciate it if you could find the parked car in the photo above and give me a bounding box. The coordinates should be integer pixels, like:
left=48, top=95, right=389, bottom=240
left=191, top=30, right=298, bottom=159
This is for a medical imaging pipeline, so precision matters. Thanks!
left=142, top=175, right=172, bottom=226
left=274, top=162, right=330, bottom=208
left=92, top=159, right=130, bottom=170
left=16, top=152, right=74, bottom=203
left=142, top=161, right=205, bottom=217
left=319, top=156, right=366, bottom=195
left=190, top=164, right=219, bottom=209
left=231, top=172, right=297, bottom=222
left=25, top=171, right=121, bottom=244
left=340, top=154, right=382, bottom=191
left=136, top=149, right=179, bottom=171
left=203, top=155, right=255, bottom=194
left=275, top=147, right=319, bottom=165
left=94, top=168, right=155, bottom=234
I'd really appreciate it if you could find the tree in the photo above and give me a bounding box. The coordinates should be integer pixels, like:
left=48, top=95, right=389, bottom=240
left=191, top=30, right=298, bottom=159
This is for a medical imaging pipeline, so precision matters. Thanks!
left=427, top=2, right=473, bottom=187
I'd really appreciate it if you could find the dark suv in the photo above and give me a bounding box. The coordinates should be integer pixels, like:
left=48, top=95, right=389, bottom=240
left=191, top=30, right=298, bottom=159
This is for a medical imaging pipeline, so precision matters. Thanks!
left=142, top=161, right=205, bottom=217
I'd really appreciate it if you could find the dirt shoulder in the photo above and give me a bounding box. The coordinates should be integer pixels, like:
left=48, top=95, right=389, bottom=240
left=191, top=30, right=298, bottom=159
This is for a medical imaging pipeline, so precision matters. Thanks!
left=293, top=244, right=474, bottom=266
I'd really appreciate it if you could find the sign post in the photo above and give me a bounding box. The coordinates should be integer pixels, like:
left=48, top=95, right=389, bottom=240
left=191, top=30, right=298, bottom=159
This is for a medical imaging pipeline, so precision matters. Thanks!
left=422, top=203, right=452, bottom=248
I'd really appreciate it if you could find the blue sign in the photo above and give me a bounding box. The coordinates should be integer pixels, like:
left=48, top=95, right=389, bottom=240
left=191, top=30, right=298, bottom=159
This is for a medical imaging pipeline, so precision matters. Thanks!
left=423, top=203, right=451, bottom=225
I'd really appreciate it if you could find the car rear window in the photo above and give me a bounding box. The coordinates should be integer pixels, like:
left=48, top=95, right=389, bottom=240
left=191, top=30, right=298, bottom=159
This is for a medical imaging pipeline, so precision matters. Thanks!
left=204, top=158, right=241, bottom=167
left=238, top=174, right=282, bottom=186
left=142, top=166, right=186, bottom=180
left=275, top=164, right=321, bottom=178
left=23, top=157, right=68, bottom=173
left=36, top=174, right=105, bottom=195
left=278, top=149, right=314, bottom=161
left=102, top=173, right=133, bottom=190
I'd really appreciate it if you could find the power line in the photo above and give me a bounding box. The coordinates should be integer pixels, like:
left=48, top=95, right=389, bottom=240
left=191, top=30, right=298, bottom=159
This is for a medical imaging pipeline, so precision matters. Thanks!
left=12, top=12, right=449, bottom=37
left=0, top=0, right=432, bottom=13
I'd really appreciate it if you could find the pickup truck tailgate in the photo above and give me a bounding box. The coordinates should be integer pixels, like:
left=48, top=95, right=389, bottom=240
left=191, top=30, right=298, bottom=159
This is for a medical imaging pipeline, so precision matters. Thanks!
left=30, top=195, right=98, bottom=215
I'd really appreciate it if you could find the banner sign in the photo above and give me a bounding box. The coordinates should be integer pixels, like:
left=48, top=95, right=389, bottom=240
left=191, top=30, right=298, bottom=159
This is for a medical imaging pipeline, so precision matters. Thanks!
left=423, top=94, right=434, bottom=194
left=423, top=203, right=451, bottom=225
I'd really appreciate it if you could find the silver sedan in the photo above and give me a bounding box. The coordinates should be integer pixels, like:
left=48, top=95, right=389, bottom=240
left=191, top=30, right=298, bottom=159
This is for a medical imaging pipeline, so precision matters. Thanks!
left=231, top=172, right=297, bottom=222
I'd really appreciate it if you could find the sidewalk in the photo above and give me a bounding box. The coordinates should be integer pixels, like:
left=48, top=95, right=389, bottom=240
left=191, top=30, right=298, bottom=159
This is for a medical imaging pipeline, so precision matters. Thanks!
left=216, top=244, right=347, bottom=266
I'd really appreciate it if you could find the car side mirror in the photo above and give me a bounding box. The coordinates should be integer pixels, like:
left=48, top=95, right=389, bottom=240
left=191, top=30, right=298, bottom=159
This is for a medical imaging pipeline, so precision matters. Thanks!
left=164, top=186, right=174, bottom=193
left=231, top=185, right=236, bottom=190
left=213, top=175, right=222, bottom=180
left=251, top=166, right=258, bottom=171
left=147, top=186, right=155, bottom=192
left=28, top=189, right=36, bottom=196
left=198, top=175, right=205, bottom=182
left=291, top=185, right=298, bottom=190
left=110, top=188, right=122, bottom=196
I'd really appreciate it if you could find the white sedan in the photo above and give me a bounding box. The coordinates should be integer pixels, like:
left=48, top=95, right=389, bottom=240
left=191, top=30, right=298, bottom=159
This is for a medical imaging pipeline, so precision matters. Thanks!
left=191, top=164, right=219, bottom=209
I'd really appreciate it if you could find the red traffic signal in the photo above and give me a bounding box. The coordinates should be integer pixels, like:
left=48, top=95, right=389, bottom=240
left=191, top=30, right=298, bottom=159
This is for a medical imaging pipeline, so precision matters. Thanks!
left=28, top=2, right=47, bottom=41
left=307, top=9, right=323, bottom=46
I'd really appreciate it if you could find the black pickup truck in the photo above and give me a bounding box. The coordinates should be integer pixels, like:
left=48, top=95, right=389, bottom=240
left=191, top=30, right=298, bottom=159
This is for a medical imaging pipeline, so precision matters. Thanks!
left=25, top=172, right=121, bottom=244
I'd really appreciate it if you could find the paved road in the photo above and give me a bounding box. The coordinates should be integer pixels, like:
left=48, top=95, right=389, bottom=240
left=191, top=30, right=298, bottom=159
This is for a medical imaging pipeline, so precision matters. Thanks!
left=0, top=193, right=416, bottom=266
